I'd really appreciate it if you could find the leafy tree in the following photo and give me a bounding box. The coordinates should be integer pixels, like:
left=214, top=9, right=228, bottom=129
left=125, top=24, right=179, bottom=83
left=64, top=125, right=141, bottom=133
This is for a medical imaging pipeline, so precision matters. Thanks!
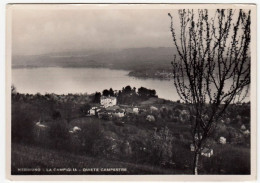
left=109, top=88, right=115, bottom=96
left=168, top=9, right=251, bottom=174
left=77, top=119, right=103, bottom=155
left=93, top=92, right=101, bottom=103
left=52, top=110, right=61, bottom=120
left=149, top=89, right=156, bottom=97
left=149, top=127, right=174, bottom=165
left=123, top=85, right=132, bottom=94
left=48, top=118, right=70, bottom=150
left=80, top=103, right=91, bottom=115
left=11, top=104, right=35, bottom=144
left=102, top=89, right=110, bottom=96
left=138, top=87, right=157, bottom=98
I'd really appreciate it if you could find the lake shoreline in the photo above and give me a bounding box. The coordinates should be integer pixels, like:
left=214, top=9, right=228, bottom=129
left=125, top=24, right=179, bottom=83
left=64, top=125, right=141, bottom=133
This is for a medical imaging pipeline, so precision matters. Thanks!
left=12, top=65, right=173, bottom=81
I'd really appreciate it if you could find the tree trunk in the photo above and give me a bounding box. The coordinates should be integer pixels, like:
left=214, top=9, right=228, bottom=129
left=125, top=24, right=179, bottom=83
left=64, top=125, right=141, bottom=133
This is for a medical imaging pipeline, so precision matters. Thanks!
left=193, top=151, right=200, bottom=175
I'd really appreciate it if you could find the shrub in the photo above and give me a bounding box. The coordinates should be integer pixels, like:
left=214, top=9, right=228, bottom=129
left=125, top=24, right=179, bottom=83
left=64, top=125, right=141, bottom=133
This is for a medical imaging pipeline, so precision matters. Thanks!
left=47, top=119, right=70, bottom=150
left=12, top=108, right=35, bottom=144
left=77, top=119, right=103, bottom=155
left=147, top=127, right=174, bottom=165
left=79, top=103, right=91, bottom=115
left=11, top=102, right=40, bottom=145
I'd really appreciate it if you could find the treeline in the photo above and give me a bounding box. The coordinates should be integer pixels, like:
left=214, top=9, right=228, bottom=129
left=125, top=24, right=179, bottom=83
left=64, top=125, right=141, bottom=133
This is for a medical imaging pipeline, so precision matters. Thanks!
left=93, top=85, right=158, bottom=105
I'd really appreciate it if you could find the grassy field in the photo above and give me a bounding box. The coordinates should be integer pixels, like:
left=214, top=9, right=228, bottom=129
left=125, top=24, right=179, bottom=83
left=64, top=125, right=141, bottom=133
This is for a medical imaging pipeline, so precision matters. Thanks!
left=12, top=142, right=250, bottom=175
left=11, top=143, right=190, bottom=175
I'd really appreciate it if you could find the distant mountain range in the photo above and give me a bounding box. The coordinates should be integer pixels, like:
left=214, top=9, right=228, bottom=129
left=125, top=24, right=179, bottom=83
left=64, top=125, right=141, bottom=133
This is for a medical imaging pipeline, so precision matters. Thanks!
left=12, top=47, right=177, bottom=71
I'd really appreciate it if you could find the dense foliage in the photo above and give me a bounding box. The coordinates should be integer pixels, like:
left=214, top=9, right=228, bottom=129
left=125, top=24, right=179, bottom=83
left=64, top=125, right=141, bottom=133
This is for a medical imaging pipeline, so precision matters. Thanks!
left=11, top=87, right=250, bottom=174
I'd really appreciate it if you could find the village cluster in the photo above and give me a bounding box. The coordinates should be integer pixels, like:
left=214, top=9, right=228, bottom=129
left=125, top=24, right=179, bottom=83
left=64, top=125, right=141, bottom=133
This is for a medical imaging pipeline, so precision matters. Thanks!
left=87, top=96, right=154, bottom=122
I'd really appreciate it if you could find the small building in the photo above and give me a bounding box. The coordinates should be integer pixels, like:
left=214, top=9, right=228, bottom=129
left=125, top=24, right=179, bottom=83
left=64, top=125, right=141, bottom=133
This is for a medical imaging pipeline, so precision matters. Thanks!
left=133, top=107, right=139, bottom=114
left=69, top=126, right=81, bottom=133
left=100, top=96, right=117, bottom=108
left=201, top=148, right=213, bottom=157
left=89, top=107, right=97, bottom=116
left=146, top=115, right=155, bottom=122
left=219, top=136, right=226, bottom=144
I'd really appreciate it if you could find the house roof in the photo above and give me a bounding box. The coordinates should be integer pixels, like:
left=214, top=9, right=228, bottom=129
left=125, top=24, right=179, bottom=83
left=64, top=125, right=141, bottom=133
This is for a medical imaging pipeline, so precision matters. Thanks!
left=106, top=105, right=120, bottom=111
left=125, top=108, right=133, bottom=113
left=201, top=148, right=212, bottom=153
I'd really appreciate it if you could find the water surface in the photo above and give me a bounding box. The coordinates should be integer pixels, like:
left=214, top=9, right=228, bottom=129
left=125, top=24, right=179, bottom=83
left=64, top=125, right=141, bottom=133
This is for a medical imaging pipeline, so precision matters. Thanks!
left=12, top=67, right=178, bottom=101
left=12, top=67, right=250, bottom=102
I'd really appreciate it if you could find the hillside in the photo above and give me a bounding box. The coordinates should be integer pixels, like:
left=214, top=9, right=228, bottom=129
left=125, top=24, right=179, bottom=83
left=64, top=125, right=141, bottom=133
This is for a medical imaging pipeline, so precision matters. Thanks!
left=12, top=47, right=176, bottom=79
left=12, top=47, right=176, bottom=69
left=11, top=89, right=250, bottom=175
left=12, top=143, right=187, bottom=175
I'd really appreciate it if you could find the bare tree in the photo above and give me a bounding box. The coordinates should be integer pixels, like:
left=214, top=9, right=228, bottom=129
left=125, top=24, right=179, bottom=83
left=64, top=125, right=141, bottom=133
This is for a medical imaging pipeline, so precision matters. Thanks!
left=168, top=9, right=251, bottom=174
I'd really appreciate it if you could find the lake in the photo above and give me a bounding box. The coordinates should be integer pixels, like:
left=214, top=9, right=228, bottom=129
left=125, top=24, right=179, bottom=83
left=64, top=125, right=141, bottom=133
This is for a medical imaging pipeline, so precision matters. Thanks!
left=12, top=67, right=179, bottom=101
left=12, top=67, right=250, bottom=102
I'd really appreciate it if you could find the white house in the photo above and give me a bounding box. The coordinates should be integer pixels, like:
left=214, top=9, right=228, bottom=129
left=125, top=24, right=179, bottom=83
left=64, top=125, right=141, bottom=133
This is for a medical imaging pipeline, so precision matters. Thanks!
left=73, top=126, right=81, bottom=132
left=89, top=109, right=96, bottom=116
left=88, top=107, right=97, bottom=116
left=219, top=136, right=227, bottom=144
left=133, top=107, right=139, bottom=114
left=100, top=96, right=117, bottom=108
left=201, top=148, right=213, bottom=157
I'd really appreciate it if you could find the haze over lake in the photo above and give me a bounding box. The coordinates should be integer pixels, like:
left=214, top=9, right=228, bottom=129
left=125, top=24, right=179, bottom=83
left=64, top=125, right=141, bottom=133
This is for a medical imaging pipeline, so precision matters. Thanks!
left=12, top=67, right=178, bottom=101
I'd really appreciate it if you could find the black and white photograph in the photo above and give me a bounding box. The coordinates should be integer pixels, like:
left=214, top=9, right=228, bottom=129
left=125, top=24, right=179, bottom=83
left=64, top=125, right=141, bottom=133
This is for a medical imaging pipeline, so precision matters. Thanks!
left=6, top=3, right=256, bottom=180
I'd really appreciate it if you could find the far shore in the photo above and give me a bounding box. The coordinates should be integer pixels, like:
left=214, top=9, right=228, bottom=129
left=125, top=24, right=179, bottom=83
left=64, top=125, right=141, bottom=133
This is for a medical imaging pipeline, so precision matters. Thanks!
left=12, top=65, right=173, bottom=81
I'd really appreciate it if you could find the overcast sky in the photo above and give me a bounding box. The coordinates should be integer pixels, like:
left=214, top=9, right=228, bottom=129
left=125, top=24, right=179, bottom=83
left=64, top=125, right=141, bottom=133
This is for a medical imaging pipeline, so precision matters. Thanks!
left=12, top=6, right=179, bottom=55
left=11, top=5, right=247, bottom=56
